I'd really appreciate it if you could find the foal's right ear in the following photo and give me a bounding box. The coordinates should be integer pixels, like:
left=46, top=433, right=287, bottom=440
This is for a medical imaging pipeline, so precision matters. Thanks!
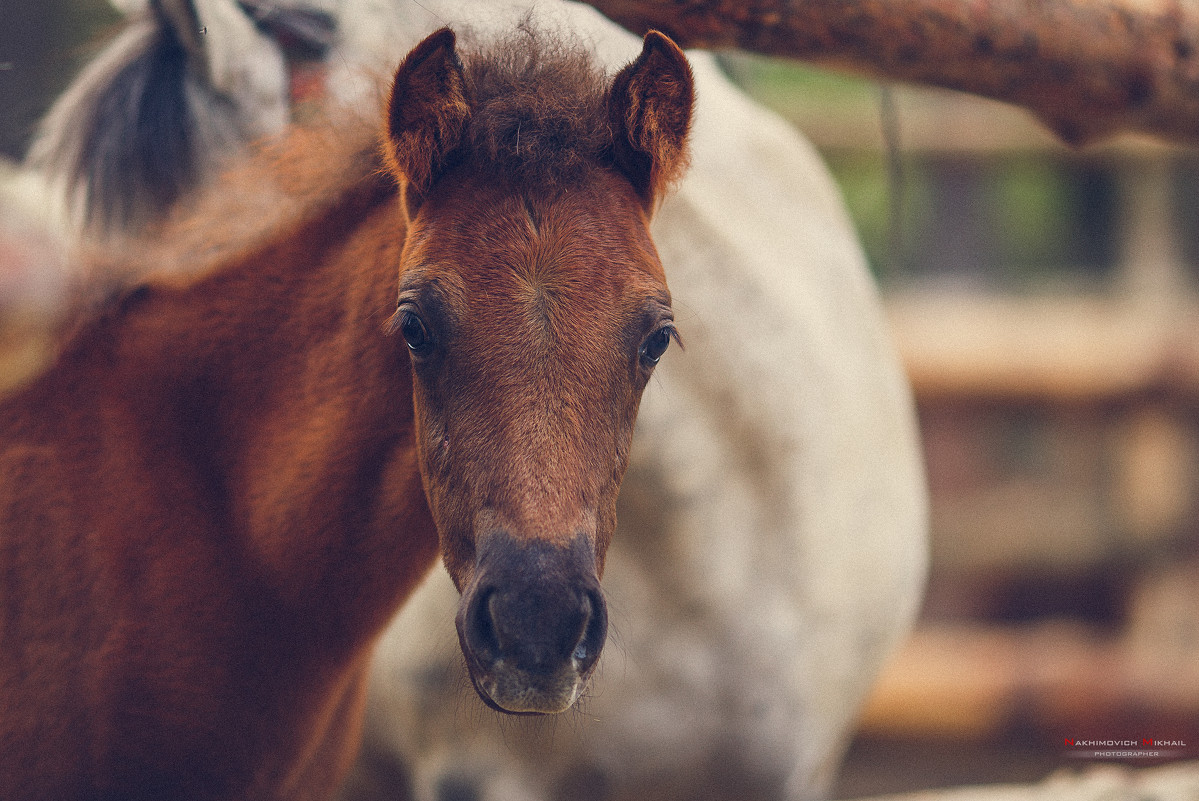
left=384, top=27, right=470, bottom=209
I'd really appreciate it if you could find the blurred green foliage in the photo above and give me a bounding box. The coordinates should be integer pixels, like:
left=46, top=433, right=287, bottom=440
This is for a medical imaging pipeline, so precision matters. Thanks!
left=720, top=53, right=1122, bottom=289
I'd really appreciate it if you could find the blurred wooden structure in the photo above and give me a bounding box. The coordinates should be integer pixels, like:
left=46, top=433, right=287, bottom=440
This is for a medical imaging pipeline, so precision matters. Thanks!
left=891, top=291, right=1199, bottom=580
left=722, top=61, right=1199, bottom=780
left=866, top=95, right=1199, bottom=743
left=857, top=288, right=1199, bottom=755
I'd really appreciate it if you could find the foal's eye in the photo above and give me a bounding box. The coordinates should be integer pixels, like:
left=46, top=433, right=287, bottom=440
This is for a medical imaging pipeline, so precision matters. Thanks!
left=398, top=309, right=433, bottom=355
left=640, top=325, right=674, bottom=367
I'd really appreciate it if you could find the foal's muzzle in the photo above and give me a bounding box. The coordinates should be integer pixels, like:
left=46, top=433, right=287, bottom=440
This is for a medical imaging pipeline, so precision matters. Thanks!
left=456, top=533, right=607, bottom=714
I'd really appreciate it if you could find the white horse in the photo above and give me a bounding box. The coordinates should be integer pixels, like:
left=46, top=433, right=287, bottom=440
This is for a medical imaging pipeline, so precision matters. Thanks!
left=28, top=3, right=928, bottom=799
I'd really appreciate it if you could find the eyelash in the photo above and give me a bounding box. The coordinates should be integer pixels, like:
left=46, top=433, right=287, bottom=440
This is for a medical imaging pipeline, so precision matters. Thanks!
left=389, top=306, right=435, bottom=357
left=640, top=324, right=677, bottom=366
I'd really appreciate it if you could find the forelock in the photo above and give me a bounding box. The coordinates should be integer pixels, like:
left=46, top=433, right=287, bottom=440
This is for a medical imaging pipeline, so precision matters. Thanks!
left=458, top=23, right=613, bottom=188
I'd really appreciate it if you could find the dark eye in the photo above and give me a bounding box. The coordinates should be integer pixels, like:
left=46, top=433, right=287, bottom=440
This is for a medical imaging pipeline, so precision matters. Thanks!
left=640, top=325, right=674, bottom=366
left=398, top=309, right=433, bottom=355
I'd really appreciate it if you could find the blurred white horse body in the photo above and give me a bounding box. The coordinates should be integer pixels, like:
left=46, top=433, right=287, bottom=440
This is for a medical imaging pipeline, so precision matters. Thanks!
left=28, top=2, right=928, bottom=799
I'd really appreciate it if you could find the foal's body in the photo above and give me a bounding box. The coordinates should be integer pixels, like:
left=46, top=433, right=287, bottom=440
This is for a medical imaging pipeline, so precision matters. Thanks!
left=0, top=175, right=433, bottom=800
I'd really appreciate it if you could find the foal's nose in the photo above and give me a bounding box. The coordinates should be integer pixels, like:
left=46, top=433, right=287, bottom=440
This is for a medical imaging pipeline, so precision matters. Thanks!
left=457, top=534, right=608, bottom=714
left=464, top=575, right=607, bottom=675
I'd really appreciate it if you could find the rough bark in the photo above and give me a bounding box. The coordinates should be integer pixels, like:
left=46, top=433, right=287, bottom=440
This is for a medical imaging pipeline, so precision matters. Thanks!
left=584, top=0, right=1199, bottom=147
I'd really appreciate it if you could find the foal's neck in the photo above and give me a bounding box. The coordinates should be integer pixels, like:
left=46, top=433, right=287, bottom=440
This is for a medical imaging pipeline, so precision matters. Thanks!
left=105, top=174, right=438, bottom=647
left=0, top=167, right=442, bottom=801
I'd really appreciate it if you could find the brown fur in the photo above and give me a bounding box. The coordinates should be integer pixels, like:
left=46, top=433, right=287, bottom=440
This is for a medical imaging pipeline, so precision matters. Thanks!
left=459, top=23, right=614, bottom=187
left=0, top=26, right=691, bottom=799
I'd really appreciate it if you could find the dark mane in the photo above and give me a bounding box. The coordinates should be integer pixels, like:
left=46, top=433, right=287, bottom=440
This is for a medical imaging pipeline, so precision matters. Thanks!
left=82, top=109, right=386, bottom=291
left=457, top=24, right=613, bottom=187
left=91, top=26, right=614, bottom=286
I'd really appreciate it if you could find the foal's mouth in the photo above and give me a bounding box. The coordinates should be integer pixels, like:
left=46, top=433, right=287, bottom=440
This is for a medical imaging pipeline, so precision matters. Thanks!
left=464, top=655, right=594, bottom=716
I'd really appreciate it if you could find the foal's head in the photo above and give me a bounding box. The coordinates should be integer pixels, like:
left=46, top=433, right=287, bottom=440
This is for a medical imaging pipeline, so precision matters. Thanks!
left=382, top=27, right=692, bottom=714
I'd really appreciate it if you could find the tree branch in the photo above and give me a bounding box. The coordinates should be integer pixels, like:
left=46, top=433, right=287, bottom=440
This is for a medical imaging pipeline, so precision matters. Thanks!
left=585, top=0, right=1199, bottom=147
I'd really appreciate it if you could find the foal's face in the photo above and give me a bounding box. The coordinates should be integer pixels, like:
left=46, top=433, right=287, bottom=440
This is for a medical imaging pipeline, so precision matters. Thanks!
left=383, top=25, right=692, bottom=715
left=395, top=168, right=674, bottom=712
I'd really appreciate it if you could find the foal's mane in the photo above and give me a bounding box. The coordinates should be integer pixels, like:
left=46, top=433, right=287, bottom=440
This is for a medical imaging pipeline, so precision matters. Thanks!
left=84, top=109, right=386, bottom=290
left=89, top=23, right=617, bottom=291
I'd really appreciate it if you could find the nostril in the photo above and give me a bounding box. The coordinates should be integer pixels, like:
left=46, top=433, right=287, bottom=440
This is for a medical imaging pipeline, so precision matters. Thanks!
left=573, top=587, right=607, bottom=671
left=466, top=587, right=501, bottom=660
left=570, top=593, right=594, bottom=662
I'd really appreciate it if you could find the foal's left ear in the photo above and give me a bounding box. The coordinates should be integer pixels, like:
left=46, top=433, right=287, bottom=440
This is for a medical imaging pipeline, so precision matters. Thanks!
left=384, top=27, right=470, bottom=210
left=607, top=31, right=694, bottom=208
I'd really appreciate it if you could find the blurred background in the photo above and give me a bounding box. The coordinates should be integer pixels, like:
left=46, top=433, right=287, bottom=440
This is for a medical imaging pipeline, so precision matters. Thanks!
left=721, top=54, right=1199, bottom=797
left=3, top=3, right=1198, bottom=797
left=0, top=0, right=121, bottom=162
